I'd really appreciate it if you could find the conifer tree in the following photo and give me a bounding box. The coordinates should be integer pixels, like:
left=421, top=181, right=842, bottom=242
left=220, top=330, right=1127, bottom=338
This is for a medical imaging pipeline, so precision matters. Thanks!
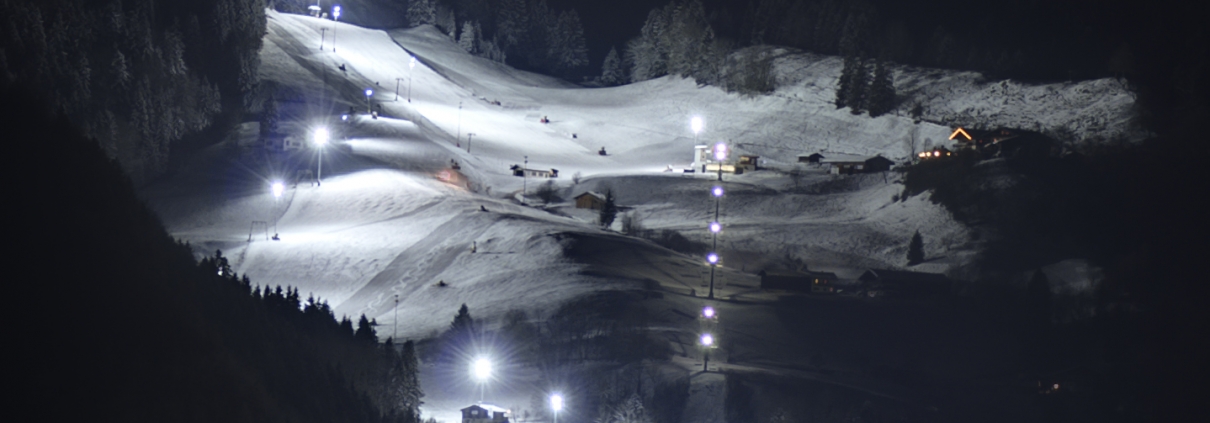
left=399, top=340, right=423, bottom=416
left=356, top=314, right=377, bottom=343
left=458, top=21, right=476, bottom=53
left=599, top=189, right=618, bottom=229
left=600, top=46, right=623, bottom=86
left=844, top=57, right=870, bottom=114
left=450, top=303, right=474, bottom=335
left=407, top=0, right=437, bottom=27
left=907, top=231, right=925, bottom=265
left=835, top=55, right=855, bottom=109
left=866, top=59, right=895, bottom=117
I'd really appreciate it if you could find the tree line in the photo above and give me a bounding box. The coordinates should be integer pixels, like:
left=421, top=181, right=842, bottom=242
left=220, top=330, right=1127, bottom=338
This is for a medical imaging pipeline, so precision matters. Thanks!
left=0, top=0, right=266, bottom=184
left=7, top=83, right=423, bottom=423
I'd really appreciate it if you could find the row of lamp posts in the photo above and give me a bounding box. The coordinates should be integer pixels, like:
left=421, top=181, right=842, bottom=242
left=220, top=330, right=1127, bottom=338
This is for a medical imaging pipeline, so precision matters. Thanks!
left=695, top=116, right=725, bottom=371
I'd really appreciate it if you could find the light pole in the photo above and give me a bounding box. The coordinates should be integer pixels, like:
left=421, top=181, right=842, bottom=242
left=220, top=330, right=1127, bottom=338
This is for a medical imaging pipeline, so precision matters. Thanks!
left=408, top=56, right=416, bottom=102
left=550, top=394, right=563, bottom=423
left=319, top=27, right=327, bottom=50
left=466, top=133, right=475, bottom=153
left=393, top=294, right=398, bottom=341
left=691, top=116, right=703, bottom=144
left=457, top=101, right=463, bottom=144
left=314, top=127, right=329, bottom=185
left=700, top=333, right=714, bottom=371
left=271, top=181, right=284, bottom=237
left=472, top=357, right=492, bottom=403
left=714, top=142, right=727, bottom=182
left=332, top=5, right=340, bottom=52
left=708, top=186, right=723, bottom=299
left=395, top=78, right=403, bottom=101
left=365, top=88, right=373, bottom=113
left=522, top=155, right=528, bottom=204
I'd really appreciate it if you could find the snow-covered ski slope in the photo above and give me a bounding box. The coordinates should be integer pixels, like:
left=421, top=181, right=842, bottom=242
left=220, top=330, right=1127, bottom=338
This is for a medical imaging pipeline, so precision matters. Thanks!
left=137, top=11, right=1137, bottom=421
left=144, top=10, right=1142, bottom=337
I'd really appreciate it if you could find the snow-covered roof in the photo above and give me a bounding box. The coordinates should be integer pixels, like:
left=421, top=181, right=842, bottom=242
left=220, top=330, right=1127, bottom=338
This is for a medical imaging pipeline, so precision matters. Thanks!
left=462, top=404, right=510, bottom=413
left=819, top=154, right=878, bottom=163
left=575, top=191, right=605, bottom=201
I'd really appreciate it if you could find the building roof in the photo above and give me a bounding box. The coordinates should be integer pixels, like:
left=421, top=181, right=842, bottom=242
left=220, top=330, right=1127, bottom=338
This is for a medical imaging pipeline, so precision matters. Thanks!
left=575, top=191, right=605, bottom=201
left=820, top=154, right=891, bottom=164
left=819, top=153, right=873, bottom=163
left=462, top=404, right=510, bottom=413
left=759, top=270, right=839, bottom=279
left=859, top=268, right=950, bottom=283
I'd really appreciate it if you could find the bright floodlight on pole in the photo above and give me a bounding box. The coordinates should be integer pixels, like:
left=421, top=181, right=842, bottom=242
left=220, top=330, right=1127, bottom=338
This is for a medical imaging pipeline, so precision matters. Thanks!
left=472, top=357, right=492, bottom=402
left=272, top=181, right=284, bottom=199
left=551, top=393, right=564, bottom=423
left=709, top=221, right=722, bottom=233
left=331, top=5, right=340, bottom=52
left=707, top=253, right=719, bottom=265
left=314, top=127, right=329, bottom=185
left=691, top=116, right=703, bottom=135
left=702, top=306, right=715, bottom=319
left=712, top=186, right=724, bottom=197
left=365, top=88, right=373, bottom=113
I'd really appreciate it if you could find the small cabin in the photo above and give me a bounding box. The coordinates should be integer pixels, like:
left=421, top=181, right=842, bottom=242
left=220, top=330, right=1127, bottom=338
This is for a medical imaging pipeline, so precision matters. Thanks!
left=574, top=192, right=606, bottom=210
left=264, top=134, right=304, bottom=152
left=859, top=269, right=951, bottom=298
left=759, top=270, right=839, bottom=294
left=798, top=153, right=826, bottom=164
left=461, top=404, right=510, bottom=423
left=510, top=165, right=558, bottom=178
left=737, top=155, right=760, bottom=171
left=821, top=155, right=894, bottom=175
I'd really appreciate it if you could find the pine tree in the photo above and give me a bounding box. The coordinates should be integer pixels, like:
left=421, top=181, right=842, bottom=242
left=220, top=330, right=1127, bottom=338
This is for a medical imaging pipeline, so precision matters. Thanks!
left=835, top=55, right=855, bottom=109
left=907, top=231, right=924, bottom=265
left=549, top=10, right=588, bottom=73
left=599, top=189, right=618, bottom=228
left=399, top=340, right=423, bottom=416
left=865, top=59, right=895, bottom=117
left=407, top=0, right=437, bottom=27
left=844, top=56, right=869, bottom=114
left=600, top=46, right=623, bottom=86
left=450, top=303, right=474, bottom=335
left=356, top=314, right=377, bottom=343
left=458, top=21, right=476, bottom=53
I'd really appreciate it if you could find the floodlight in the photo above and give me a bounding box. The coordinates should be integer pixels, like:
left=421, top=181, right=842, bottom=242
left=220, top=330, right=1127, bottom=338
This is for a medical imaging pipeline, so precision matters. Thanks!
left=550, top=394, right=563, bottom=412
left=714, top=143, right=727, bottom=161
left=333, top=5, right=341, bottom=19
left=472, top=357, right=492, bottom=381
left=271, top=181, right=284, bottom=198
left=701, top=333, right=714, bottom=346
left=410, top=56, right=416, bottom=69
left=712, top=186, right=724, bottom=197
left=365, top=88, right=373, bottom=97
left=709, top=222, right=721, bottom=233
left=691, top=116, right=703, bottom=135
left=707, top=253, right=719, bottom=265
left=702, top=306, right=715, bottom=319
left=314, top=127, right=329, bottom=146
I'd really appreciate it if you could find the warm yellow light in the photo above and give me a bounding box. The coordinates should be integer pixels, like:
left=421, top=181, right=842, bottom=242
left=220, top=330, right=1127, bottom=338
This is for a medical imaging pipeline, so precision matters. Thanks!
left=949, top=128, right=972, bottom=141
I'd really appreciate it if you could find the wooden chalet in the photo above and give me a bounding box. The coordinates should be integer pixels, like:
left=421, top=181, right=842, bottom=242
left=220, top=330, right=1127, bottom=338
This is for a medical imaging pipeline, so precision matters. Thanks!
left=859, top=269, right=952, bottom=298
left=737, top=155, right=761, bottom=171
left=760, top=270, right=840, bottom=294
left=949, top=127, right=1055, bottom=158
left=510, top=165, right=559, bottom=178
left=574, top=191, right=606, bottom=210
left=821, top=154, right=894, bottom=175
left=461, top=404, right=510, bottom=423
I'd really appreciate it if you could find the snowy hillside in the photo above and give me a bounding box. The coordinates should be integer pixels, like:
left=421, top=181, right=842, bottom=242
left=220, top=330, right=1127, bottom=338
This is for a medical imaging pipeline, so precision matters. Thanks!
left=137, top=11, right=1136, bottom=422
left=765, top=48, right=1143, bottom=154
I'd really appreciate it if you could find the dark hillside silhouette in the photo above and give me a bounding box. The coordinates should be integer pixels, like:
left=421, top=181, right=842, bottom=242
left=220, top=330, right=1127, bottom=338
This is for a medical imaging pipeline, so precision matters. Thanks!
left=6, top=85, right=417, bottom=423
